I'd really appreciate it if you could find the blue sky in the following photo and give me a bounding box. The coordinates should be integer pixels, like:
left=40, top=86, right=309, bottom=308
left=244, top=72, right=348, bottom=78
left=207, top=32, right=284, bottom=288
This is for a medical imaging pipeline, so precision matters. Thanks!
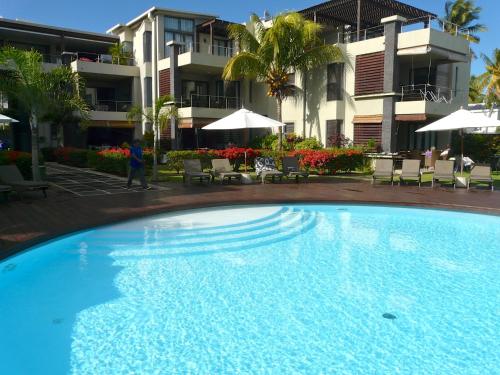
left=0, top=0, right=496, bottom=75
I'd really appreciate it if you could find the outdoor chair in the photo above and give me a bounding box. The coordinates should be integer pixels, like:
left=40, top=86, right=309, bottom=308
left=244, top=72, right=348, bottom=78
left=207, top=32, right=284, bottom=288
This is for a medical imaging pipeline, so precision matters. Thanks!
left=282, top=156, right=308, bottom=183
left=432, top=160, right=455, bottom=188
left=0, top=165, right=49, bottom=198
left=371, top=159, right=394, bottom=185
left=467, top=165, right=494, bottom=191
left=399, top=159, right=422, bottom=187
left=182, top=159, right=211, bottom=185
left=255, top=157, right=283, bottom=184
left=211, top=159, right=242, bottom=184
left=0, top=185, right=12, bottom=202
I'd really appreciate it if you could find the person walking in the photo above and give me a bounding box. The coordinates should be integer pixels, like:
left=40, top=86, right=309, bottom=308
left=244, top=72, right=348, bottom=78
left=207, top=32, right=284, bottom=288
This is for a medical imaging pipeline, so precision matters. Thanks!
left=126, top=139, right=151, bottom=190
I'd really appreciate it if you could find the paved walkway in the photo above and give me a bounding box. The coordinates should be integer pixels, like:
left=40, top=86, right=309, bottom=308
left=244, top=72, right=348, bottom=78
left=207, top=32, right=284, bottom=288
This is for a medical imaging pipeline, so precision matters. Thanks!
left=1, top=170, right=498, bottom=260
left=46, top=163, right=168, bottom=196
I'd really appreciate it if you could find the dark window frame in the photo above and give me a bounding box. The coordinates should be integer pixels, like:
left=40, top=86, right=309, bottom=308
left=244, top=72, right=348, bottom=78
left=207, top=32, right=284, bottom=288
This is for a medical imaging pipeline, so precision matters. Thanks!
left=327, top=63, right=344, bottom=101
left=143, top=31, right=152, bottom=63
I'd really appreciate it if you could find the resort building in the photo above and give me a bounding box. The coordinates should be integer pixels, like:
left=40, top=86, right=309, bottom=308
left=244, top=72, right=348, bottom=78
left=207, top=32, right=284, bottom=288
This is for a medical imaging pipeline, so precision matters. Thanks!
left=0, top=0, right=471, bottom=152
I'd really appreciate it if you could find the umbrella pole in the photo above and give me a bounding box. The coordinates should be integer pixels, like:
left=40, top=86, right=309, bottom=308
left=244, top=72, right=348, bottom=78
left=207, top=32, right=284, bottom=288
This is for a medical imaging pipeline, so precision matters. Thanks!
left=460, top=130, right=464, bottom=175
left=244, top=151, right=247, bottom=172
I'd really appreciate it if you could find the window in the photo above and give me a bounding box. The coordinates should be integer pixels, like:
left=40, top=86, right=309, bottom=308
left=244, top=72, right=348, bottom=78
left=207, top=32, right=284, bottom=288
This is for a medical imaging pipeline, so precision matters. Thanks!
left=326, top=120, right=344, bottom=147
left=285, top=122, right=295, bottom=134
left=143, top=31, right=152, bottom=63
left=327, top=63, right=344, bottom=101
left=164, top=16, right=194, bottom=57
left=287, top=73, right=296, bottom=97
left=144, top=77, right=152, bottom=107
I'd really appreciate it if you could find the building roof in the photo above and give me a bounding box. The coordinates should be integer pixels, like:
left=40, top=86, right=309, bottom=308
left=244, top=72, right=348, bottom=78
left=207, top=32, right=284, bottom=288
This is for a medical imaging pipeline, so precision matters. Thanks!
left=0, top=17, right=118, bottom=43
left=300, top=0, right=436, bottom=28
left=107, top=6, right=218, bottom=34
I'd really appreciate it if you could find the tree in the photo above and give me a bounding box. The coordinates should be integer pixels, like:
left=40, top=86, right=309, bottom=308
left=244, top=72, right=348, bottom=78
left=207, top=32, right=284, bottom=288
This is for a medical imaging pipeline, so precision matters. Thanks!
left=479, top=49, right=500, bottom=108
left=468, top=75, right=485, bottom=103
left=0, top=47, right=89, bottom=180
left=127, top=95, right=177, bottom=181
left=109, top=42, right=133, bottom=65
left=223, top=12, right=342, bottom=149
left=442, top=0, right=487, bottom=44
left=42, top=66, right=90, bottom=146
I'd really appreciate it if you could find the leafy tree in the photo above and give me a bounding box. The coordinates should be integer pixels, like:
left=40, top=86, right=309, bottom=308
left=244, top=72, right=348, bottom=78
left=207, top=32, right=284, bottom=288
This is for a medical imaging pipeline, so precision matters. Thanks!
left=478, top=49, right=500, bottom=108
left=127, top=95, right=177, bottom=181
left=0, top=47, right=89, bottom=180
left=442, top=0, right=487, bottom=44
left=108, top=42, right=133, bottom=65
left=223, top=12, right=342, bottom=149
left=468, top=74, right=485, bottom=103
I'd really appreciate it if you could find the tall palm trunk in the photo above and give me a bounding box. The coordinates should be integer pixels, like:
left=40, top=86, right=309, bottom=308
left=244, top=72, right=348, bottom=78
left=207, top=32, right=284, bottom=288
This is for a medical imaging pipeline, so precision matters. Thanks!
left=152, top=122, right=159, bottom=181
left=30, top=110, right=41, bottom=181
left=276, top=96, right=283, bottom=151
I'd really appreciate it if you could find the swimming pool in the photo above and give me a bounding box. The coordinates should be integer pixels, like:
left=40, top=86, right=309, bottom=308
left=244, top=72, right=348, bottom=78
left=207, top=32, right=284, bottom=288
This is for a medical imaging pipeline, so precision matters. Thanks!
left=1, top=204, right=498, bottom=374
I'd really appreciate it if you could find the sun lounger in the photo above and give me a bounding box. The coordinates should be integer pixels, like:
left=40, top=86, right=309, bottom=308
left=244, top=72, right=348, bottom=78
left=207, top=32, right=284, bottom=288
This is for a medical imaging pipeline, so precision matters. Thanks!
left=399, top=159, right=422, bottom=187
left=282, top=156, right=308, bottom=183
left=432, top=160, right=455, bottom=188
left=372, top=159, right=394, bottom=185
left=0, top=165, right=49, bottom=198
left=182, top=159, right=211, bottom=185
left=467, top=165, right=494, bottom=191
left=255, top=157, right=283, bottom=184
left=211, top=159, right=242, bottom=184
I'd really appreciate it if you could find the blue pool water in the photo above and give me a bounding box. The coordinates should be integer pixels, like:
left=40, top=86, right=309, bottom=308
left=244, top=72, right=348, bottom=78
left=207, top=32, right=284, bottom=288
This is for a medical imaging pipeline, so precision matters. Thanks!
left=1, top=204, right=499, bottom=374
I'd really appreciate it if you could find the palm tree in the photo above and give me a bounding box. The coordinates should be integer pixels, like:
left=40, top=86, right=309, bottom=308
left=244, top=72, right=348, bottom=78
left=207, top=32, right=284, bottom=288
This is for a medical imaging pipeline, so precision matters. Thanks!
left=127, top=95, right=177, bottom=181
left=109, top=42, right=133, bottom=65
left=479, top=49, right=500, bottom=108
left=442, top=0, right=487, bottom=44
left=223, top=12, right=342, bottom=149
left=468, top=75, right=485, bottom=103
left=0, top=47, right=89, bottom=180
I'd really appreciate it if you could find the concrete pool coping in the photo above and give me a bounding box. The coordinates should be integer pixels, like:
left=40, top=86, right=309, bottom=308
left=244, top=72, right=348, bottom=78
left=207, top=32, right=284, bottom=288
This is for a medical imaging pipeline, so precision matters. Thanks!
left=1, top=177, right=499, bottom=261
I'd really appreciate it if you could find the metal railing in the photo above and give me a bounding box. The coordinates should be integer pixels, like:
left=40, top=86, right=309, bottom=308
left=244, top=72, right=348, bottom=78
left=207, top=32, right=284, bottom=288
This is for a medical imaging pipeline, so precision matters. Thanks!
left=402, top=15, right=470, bottom=39
left=70, top=52, right=134, bottom=66
left=178, top=42, right=235, bottom=57
left=400, top=84, right=454, bottom=103
left=88, top=100, right=133, bottom=112
left=178, top=94, right=240, bottom=109
left=336, top=25, right=385, bottom=44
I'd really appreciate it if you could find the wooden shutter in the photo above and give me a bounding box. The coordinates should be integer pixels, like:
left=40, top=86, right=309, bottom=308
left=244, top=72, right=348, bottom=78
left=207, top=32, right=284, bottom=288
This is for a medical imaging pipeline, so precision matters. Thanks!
left=159, top=69, right=171, bottom=96
left=352, top=115, right=383, bottom=146
left=355, top=52, right=384, bottom=96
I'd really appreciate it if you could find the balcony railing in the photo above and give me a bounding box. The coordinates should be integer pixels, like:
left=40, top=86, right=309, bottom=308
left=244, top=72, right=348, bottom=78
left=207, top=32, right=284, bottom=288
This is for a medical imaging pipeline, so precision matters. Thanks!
left=88, top=100, right=133, bottom=112
left=400, top=84, right=454, bottom=103
left=178, top=42, right=235, bottom=57
left=178, top=94, right=240, bottom=109
left=42, top=54, right=62, bottom=64
left=336, top=25, right=385, bottom=44
left=70, top=52, right=134, bottom=66
left=401, top=15, right=471, bottom=39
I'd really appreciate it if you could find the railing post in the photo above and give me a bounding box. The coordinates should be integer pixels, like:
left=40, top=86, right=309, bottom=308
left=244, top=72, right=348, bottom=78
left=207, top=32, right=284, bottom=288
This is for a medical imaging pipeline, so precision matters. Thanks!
left=364, top=29, right=367, bottom=40
left=208, top=95, right=211, bottom=109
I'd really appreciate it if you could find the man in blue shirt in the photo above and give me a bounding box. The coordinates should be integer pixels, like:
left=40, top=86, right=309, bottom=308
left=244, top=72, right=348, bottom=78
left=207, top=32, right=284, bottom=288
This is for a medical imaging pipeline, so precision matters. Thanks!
left=126, top=139, right=150, bottom=190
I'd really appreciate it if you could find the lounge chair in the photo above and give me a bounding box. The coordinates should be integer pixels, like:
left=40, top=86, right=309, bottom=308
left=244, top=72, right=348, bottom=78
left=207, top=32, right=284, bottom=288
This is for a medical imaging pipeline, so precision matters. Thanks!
left=255, top=157, right=283, bottom=184
left=211, top=159, right=242, bottom=184
left=467, top=165, right=494, bottom=191
left=282, top=156, right=308, bottom=183
left=399, top=159, right=422, bottom=187
left=371, top=159, right=394, bottom=185
left=0, top=184, right=12, bottom=201
left=432, top=160, right=455, bottom=188
left=0, top=165, right=49, bottom=198
left=182, top=159, right=211, bottom=185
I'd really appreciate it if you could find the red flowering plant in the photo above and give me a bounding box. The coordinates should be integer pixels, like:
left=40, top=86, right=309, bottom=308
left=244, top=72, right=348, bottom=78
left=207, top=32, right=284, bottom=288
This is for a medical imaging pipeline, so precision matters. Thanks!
left=0, top=150, right=35, bottom=179
left=212, top=147, right=260, bottom=171
left=291, top=148, right=364, bottom=175
left=53, top=147, right=89, bottom=167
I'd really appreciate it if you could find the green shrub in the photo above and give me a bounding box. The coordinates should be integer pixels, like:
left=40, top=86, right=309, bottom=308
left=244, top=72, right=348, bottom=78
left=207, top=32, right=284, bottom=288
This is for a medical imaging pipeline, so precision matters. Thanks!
left=41, top=147, right=57, bottom=162
left=53, top=147, right=89, bottom=167
left=0, top=150, right=40, bottom=179
left=295, top=137, right=322, bottom=150
left=165, top=150, right=215, bottom=173
left=249, top=134, right=278, bottom=150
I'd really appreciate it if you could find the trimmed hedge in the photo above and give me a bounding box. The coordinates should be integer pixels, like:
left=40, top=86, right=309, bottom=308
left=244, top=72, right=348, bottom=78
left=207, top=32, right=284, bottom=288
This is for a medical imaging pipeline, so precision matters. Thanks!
left=53, top=147, right=92, bottom=168
left=88, top=148, right=153, bottom=176
left=0, top=150, right=39, bottom=179
left=291, top=148, right=364, bottom=174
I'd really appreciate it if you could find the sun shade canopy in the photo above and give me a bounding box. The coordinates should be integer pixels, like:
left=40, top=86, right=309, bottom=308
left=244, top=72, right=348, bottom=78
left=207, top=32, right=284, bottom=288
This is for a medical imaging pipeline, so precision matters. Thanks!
left=202, top=108, right=286, bottom=130
left=415, top=109, right=500, bottom=132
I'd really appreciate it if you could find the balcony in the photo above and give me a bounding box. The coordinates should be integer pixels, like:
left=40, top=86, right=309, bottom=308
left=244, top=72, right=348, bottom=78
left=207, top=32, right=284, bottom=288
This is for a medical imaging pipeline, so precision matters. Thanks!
left=177, top=43, right=235, bottom=70
left=177, top=94, right=240, bottom=119
left=88, top=100, right=133, bottom=122
left=396, top=84, right=460, bottom=118
left=69, top=52, right=139, bottom=77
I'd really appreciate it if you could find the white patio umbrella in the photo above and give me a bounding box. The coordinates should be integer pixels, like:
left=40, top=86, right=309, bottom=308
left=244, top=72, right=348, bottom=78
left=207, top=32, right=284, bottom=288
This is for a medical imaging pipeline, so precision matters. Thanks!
left=0, top=114, right=19, bottom=124
left=203, top=108, right=286, bottom=171
left=415, top=108, right=500, bottom=173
